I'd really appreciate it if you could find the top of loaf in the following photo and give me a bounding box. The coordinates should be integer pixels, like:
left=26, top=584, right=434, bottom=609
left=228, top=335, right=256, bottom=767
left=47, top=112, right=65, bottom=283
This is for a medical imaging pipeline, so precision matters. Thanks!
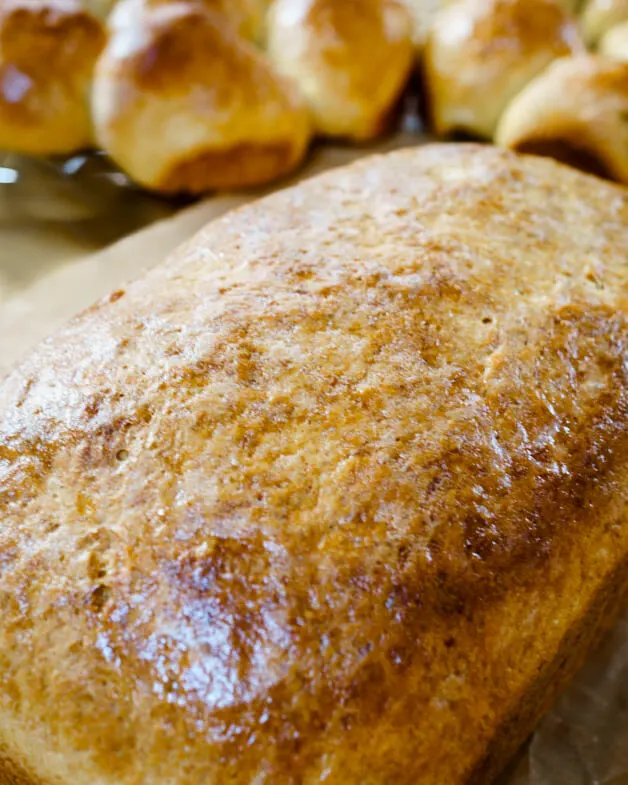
left=1, top=143, right=628, bottom=785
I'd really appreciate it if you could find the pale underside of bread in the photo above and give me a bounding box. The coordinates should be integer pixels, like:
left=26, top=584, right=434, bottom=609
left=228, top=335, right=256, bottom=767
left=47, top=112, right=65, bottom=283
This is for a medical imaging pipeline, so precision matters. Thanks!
left=1, top=144, right=628, bottom=785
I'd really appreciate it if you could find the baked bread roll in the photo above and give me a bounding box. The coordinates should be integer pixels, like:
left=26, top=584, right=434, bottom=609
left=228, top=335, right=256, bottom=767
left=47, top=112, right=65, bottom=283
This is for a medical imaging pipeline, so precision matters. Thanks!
left=91, top=0, right=312, bottom=194
left=0, top=0, right=106, bottom=155
left=496, top=55, right=628, bottom=183
left=581, top=0, right=628, bottom=44
left=2, top=143, right=628, bottom=785
left=599, top=18, right=628, bottom=57
left=424, top=0, right=585, bottom=139
left=266, top=0, right=414, bottom=141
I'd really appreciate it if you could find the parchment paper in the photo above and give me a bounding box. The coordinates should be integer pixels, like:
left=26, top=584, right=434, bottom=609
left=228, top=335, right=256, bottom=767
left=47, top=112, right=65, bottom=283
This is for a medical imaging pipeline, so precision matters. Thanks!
left=1, top=134, right=627, bottom=784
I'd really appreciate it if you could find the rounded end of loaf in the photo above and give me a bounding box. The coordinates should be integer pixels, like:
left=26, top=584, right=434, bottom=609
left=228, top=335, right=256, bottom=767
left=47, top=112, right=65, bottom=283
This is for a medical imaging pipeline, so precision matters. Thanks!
left=92, top=0, right=312, bottom=194
left=266, top=0, right=414, bottom=142
left=0, top=0, right=106, bottom=156
left=599, top=19, right=628, bottom=60
left=581, top=0, right=628, bottom=45
left=496, top=54, right=628, bottom=184
left=424, top=0, right=584, bottom=139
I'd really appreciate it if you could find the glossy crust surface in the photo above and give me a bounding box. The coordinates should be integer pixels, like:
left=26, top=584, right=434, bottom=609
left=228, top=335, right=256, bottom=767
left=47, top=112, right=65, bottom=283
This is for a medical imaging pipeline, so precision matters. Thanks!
left=266, top=0, right=414, bottom=141
left=0, top=0, right=105, bottom=155
left=496, top=54, right=628, bottom=183
left=424, top=0, right=584, bottom=138
left=2, top=144, right=628, bottom=785
left=91, top=0, right=311, bottom=194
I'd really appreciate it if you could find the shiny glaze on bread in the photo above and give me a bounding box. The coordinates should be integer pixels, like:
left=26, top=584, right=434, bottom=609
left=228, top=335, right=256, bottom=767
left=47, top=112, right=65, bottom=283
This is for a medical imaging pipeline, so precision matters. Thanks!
left=1, top=144, right=628, bottom=784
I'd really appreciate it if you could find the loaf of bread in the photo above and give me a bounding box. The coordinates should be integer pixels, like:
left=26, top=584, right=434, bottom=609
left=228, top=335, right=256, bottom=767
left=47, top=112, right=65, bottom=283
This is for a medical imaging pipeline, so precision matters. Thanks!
left=0, top=0, right=106, bottom=155
left=496, top=55, right=628, bottom=183
left=424, top=0, right=585, bottom=139
left=1, top=143, right=628, bottom=785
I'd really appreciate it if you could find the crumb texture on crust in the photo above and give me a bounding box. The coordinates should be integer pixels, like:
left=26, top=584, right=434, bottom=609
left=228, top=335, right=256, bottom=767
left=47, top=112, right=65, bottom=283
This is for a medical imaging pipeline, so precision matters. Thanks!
left=1, top=144, right=628, bottom=785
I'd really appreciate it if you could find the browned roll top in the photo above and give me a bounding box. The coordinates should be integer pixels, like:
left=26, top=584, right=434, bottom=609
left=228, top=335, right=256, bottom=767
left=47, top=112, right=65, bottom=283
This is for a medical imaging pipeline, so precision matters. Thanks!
left=0, top=0, right=106, bottom=154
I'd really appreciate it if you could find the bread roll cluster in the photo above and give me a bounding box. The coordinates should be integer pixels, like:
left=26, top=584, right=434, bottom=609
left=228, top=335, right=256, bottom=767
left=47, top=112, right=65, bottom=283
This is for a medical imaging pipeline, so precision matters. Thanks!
left=1, top=0, right=626, bottom=193
left=425, top=0, right=628, bottom=185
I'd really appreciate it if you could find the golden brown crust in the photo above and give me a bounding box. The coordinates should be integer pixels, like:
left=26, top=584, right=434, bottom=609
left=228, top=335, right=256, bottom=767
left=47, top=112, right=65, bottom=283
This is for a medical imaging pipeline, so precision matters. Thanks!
left=0, top=747, right=41, bottom=785
left=467, top=545, right=628, bottom=782
left=398, top=0, right=583, bottom=55
left=0, top=0, right=105, bottom=155
left=2, top=144, right=628, bottom=784
left=424, top=0, right=585, bottom=139
left=266, top=0, right=414, bottom=141
left=138, top=0, right=269, bottom=41
left=496, top=54, right=628, bottom=184
left=91, top=0, right=311, bottom=193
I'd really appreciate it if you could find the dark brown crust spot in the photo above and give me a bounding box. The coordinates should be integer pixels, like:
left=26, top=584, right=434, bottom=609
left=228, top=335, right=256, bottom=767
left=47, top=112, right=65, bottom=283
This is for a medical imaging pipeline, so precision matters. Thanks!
left=0, top=746, right=42, bottom=785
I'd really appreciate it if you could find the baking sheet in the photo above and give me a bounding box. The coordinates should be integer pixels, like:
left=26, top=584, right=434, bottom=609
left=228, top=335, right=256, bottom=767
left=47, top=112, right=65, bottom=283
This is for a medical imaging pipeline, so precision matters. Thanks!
left=1, top=134, right=627, bottom=784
